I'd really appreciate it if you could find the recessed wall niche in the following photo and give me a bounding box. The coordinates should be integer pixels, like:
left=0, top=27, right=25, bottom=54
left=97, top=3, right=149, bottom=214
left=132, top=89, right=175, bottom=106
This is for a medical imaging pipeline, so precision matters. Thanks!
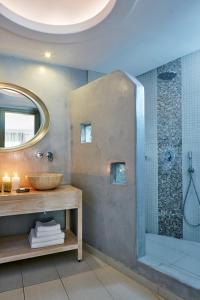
left=80, top=123, right=92, bottom=143
left=110, top=162, right=127, bottom=185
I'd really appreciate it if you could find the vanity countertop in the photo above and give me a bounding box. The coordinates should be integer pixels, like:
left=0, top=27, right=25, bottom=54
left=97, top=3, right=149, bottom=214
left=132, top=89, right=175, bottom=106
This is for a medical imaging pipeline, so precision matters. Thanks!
left=0, top=184, right=81, bottom=200
left=0, top=185, right=82, bottom=216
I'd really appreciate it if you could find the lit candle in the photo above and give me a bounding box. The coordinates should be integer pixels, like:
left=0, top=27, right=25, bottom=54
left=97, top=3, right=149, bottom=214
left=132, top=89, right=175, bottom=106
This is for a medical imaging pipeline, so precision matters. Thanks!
left=12, top=173, right=20, bottom=191
left=3, top=174, right=10, bottom=183
left=2, top=173, right=12, bottom=192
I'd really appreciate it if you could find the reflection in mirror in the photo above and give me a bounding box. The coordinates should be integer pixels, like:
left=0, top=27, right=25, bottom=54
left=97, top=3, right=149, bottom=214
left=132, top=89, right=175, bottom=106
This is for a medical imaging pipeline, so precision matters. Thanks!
left=0, top=83, right=50, bottom=152
left=0, top=89, right=40, bottom=148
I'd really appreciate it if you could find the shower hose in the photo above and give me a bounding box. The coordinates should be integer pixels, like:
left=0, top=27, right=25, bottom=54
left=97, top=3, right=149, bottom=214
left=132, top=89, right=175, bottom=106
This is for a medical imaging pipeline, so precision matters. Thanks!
left=183, top=152, right=200, bottom=227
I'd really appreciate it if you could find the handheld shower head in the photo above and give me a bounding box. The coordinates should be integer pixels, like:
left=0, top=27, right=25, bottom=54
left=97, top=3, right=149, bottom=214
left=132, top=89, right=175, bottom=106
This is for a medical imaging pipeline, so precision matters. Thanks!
left=188, top=151, right=194, bottom=173
left=188, top=151, right=192, bottom=160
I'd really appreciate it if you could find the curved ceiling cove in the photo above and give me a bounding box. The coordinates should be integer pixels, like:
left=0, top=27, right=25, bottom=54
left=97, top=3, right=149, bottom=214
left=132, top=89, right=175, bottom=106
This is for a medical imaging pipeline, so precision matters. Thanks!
left=0, top=0, right=116, bottom=34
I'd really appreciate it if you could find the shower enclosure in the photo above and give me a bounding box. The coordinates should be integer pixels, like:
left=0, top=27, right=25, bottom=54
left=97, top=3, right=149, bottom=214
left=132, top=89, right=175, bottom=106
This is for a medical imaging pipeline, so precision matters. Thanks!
left=138, top=54, right=200, bottom=290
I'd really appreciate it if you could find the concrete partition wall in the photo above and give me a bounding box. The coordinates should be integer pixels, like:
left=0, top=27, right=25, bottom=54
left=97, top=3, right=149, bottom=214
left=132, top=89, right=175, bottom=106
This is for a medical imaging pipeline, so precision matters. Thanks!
left=70, top=71, right=145, bottom=267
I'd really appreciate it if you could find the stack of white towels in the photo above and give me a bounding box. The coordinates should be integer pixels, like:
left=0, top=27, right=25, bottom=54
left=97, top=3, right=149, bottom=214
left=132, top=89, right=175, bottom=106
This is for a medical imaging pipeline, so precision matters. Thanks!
left=29, top=220, right=65, bottom=249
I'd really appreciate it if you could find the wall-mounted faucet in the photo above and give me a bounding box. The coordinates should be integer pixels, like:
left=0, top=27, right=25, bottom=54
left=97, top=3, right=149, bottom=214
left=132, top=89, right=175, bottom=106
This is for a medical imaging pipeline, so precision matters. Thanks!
left=35, top=151, right=53, bottom=162
left=36, top=152, right=44, bottom=159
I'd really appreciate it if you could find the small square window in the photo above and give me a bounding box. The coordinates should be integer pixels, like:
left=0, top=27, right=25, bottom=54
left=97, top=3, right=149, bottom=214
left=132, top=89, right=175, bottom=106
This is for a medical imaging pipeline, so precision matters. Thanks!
left=80, top=123, right=92, bottom=143
left=110, top=162, right=127, bottom=185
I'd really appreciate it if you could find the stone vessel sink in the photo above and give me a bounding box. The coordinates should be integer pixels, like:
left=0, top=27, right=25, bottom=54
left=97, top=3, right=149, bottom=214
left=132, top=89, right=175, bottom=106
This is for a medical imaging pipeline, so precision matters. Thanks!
left=27, top=173, right=64, bottom=190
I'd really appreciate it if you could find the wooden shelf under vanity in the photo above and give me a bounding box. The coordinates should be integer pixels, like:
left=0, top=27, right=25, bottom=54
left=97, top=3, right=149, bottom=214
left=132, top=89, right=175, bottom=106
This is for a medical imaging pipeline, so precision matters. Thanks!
left=0, top=185, right=82, bottom=264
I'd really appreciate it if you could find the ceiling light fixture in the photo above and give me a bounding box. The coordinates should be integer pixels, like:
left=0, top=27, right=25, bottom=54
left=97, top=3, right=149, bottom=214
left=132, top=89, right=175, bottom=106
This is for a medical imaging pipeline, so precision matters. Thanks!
left=44, top=51, right=51, bottom=58
left=0, top=0, right=117, bottom=34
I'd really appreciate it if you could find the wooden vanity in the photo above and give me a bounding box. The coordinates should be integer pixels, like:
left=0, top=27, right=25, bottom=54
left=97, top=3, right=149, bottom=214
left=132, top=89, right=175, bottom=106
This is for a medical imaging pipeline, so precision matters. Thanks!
left=0, top=185, right=82, bottom=263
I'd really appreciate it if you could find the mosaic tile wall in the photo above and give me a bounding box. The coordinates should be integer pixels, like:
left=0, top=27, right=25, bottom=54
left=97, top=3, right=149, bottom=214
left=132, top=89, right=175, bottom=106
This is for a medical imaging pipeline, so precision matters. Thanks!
left=139, top=51, right=200, bottom=242
left=182, top=51, right=200, bottom=242
left=157, top=59, right=183, bottom=238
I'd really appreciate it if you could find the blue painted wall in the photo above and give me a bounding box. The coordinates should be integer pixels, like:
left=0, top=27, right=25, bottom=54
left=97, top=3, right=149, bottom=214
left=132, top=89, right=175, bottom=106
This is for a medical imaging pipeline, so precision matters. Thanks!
left=0, top=54, right=87, bottom=236
left=87, top=70, right=104, bottom=82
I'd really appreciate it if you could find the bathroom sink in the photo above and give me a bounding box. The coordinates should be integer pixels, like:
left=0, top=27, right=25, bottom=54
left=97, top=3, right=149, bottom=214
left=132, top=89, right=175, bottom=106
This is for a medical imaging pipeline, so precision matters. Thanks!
left=27, top=173, right=64, bottom=190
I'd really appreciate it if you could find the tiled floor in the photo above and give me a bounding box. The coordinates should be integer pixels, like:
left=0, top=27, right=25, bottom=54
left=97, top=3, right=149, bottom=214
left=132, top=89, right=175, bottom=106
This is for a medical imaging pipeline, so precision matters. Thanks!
left=0, top=250, right=164, bottom=300
left=140, top=233, right=200, bottom=289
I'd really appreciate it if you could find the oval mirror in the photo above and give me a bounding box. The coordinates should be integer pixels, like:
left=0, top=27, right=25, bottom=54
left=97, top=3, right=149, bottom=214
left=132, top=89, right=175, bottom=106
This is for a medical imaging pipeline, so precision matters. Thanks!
left=0, top=83, right=50, bottom=152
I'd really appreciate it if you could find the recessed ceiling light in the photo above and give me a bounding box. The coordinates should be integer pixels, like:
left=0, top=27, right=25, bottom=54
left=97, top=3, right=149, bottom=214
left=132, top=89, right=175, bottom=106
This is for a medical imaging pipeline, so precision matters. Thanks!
left=44, top=51, right=51, bottom=58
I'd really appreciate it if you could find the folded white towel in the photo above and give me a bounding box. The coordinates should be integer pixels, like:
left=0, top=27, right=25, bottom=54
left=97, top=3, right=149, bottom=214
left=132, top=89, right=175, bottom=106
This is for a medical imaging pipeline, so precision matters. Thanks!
left=29, top=238, right=64, bottom=249
left=35, top=220, right=61, bottom=232
left=35, top=229, right=63, bottom=238
left=29, top=228, right=65, bottom=243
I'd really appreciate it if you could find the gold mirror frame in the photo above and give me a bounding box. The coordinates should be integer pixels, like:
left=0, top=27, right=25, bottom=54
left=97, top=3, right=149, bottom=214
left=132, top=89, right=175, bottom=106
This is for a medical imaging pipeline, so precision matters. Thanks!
left=0, top=82, right=50, bottom=152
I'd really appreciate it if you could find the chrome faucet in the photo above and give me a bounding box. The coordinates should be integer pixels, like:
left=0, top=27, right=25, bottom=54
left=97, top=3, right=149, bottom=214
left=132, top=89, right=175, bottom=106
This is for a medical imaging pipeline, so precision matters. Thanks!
left=36, top=152, right=44, bottom=159
left=35, top=151, right=53, bottom=162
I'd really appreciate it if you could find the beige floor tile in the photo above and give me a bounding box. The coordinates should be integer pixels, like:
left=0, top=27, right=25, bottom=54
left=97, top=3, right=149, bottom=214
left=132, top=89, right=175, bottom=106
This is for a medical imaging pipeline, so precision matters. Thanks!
left=0, top=288, right=24, bottom=300
left=24, top=279, right=69, bottom=300
left=84, top=252, right=106, bottom=270
left=22, top=256, right=59, bottom=287
left=95, top=266, right=159, bottom=300
left=62, top=270, right=113, bottom=300
left=54, top=251, right=90, bottom=278
left=0, top=262, right=23, bottom=293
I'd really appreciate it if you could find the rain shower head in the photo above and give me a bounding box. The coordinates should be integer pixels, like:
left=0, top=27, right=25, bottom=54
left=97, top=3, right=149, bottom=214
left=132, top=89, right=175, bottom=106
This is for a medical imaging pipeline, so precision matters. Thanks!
left=157, top=71, right=177, bottom=80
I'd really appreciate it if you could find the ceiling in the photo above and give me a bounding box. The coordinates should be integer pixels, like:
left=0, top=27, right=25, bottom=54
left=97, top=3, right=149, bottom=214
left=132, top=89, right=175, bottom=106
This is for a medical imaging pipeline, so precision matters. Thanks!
left=0, top=0, right=116, bottom=33
left=0, top=0, right=200, bottom=76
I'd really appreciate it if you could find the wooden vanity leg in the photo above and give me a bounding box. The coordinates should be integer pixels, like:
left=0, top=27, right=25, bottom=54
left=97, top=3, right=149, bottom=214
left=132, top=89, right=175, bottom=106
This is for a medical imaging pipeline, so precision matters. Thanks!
left=65, top=210, right=70, bottom=230
left=77, top=198, right=82, bottom=261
